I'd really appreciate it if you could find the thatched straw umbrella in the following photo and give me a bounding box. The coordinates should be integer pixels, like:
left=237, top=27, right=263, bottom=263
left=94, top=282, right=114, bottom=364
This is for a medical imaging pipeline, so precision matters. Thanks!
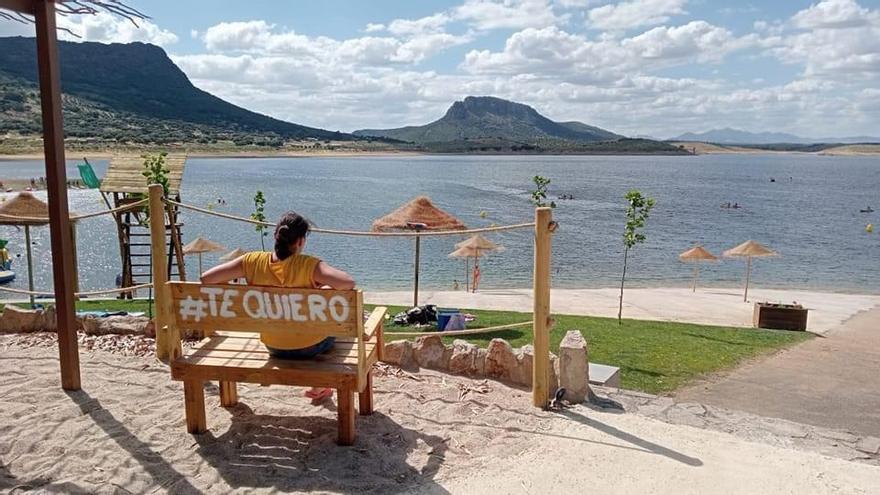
left=219, top=247, right=246, bottom=262
left=183, top=237, right=226, bottom=273
left=452, top=234, right=505, bottom=292
left=679, top=245, right=717, bottom=293
left=373, top=196, right=466, bottom=306
left=724, top=240, right=776, bottom=302
left=0, top=192, right=78, bottom=307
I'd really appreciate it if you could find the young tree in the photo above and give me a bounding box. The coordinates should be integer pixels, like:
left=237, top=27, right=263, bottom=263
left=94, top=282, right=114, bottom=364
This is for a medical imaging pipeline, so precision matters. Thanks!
left=618, top=190, right=656, bottom=324
left=250, top=190, right=268, bottom=250
left=530, top=175, right=557, bottom=208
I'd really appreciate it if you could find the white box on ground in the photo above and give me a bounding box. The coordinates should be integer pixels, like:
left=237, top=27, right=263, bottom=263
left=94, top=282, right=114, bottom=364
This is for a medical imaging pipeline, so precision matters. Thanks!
left=589, top=363, right=621, bottom=388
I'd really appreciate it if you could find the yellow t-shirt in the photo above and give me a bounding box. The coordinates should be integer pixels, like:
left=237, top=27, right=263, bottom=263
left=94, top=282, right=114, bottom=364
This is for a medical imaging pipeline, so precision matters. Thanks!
left=240, top=251, right=323, bottom=350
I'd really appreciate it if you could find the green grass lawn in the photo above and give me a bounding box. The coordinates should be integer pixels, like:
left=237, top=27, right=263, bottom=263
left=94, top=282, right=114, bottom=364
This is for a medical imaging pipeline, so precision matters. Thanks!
left=1, top=299, right=812, bottom=394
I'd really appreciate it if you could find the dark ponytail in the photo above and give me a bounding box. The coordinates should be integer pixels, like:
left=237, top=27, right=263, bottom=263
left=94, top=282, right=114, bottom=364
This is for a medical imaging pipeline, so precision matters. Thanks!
left=274, top=211, right=310, bottom=260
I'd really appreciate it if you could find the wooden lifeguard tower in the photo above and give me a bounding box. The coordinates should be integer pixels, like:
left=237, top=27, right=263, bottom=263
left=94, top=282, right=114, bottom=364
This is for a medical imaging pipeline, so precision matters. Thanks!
left=99, top=154, right=188, bottom=295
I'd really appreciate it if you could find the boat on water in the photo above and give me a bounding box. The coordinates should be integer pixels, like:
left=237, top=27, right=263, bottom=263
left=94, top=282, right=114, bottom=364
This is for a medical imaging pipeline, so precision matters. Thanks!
left=860, top=206, right=874, bottom=213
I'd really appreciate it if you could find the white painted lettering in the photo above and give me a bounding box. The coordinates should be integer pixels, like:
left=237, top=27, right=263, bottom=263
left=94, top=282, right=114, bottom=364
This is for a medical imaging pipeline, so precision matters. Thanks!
left=288, top=294, right=307, bottom=322
left=200, top=287, right=224, bottom=316
left=219, top=289, right=238, bottom=318
left=328, top=295, right=349, bottom=322
left=264, top=293, right=284, bottom=320
left=243, top=290, right=266, bottom=319
left=308, top=294, right=328, bottom=321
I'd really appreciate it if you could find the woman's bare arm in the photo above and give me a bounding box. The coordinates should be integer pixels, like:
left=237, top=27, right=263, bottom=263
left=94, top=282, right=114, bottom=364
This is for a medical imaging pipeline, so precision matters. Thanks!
left=200, top=256, right=245, bottom=284
left=313, top=261, right=355, bottom=290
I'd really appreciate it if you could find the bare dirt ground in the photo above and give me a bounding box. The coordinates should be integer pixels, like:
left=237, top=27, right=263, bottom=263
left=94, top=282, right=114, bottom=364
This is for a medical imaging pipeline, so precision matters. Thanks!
left=2, top=335, right=879, bottom=494
left=676, top=305, right=880, bottom=438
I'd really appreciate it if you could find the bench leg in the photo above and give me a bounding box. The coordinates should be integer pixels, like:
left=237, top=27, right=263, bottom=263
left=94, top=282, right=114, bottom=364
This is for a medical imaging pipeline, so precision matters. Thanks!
left=183, top=380, right=207, bottom=434
left=359, top=372, right=374, bottom=416
left=219, top=381, right=238, bottom=407
left=337, top=387, right=356, bottom=446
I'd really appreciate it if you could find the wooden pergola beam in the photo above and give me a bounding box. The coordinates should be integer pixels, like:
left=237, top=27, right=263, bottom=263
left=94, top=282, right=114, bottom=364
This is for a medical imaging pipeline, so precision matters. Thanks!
left=0, top=0, right=34, bottom=14
left=30, top=0, right=81, bottom=390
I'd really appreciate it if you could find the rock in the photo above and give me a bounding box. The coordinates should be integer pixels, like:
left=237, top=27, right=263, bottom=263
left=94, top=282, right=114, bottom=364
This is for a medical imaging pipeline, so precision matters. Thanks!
left=413, top=335, right=445, bottom=369
left=549, top=352, right=559, bottom=392
left=449, top=340, right=478, bottom=375
left=0, top=305, right=55, bottom=333
left=856, top=436, right=880, bottom=455
left=77, top=315, right=99, bottom=334
left=439, top=344, right=454, bottom=371
left=474, top=348, right=487, bottom=375
left=143, top=320, right=156, bottom=338
left=559, top=330, right=589, bottom=403
left=95, top=315, right=150, bottom=335
left=383, top=340, right=413, bottom=367
left=485, top=338, right=517, bottom=381
left=513, top=345, right=534, bottom=386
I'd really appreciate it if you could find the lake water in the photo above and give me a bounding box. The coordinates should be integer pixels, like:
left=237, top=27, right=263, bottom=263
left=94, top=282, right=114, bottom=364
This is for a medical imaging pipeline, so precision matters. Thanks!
left=1, top=154, right=878, bottom=295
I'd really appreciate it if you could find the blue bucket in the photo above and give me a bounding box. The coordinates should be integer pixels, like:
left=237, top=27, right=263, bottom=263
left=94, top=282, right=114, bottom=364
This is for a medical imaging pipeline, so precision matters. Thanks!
left=437, top=308, right=459, bottom=331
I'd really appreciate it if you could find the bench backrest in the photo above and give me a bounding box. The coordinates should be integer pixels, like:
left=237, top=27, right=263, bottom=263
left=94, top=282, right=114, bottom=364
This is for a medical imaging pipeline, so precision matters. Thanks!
left=167, top=282, right=364, bottom=339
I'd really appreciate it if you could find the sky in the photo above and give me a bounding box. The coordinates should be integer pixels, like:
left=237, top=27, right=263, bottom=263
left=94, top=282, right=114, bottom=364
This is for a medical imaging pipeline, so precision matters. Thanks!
left=2, top=0, right=879, bottom=138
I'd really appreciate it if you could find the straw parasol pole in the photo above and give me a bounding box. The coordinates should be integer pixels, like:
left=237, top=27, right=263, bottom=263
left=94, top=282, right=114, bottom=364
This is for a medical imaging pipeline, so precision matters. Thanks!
left=373, top=196, right=466, bottom=307
left=723, top=240, right=776, bottom=302
left=679, top=245, right=718, bottom=292
left=0, top=192, right=78, bottom=307
left=183, top=237, right=227, bottom=274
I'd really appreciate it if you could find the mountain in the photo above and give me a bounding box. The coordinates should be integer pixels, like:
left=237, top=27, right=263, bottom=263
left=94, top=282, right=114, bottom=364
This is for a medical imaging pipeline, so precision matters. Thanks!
left=0, top=37, right=352, bottom=145
left=354, top=96, right=622, bottom=144
left=673, top=128, right=880, bottom=145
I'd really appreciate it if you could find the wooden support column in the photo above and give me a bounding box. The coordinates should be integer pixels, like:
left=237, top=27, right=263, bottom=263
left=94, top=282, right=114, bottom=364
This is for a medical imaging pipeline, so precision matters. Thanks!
left=34, top=0, right=80, bottom=390
left=532, top=207, right=552, bottom=408
left=149, top=184, right=179, bottom=360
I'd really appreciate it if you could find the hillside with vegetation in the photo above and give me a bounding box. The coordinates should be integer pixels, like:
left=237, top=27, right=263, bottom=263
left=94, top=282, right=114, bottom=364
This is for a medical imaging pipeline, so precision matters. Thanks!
left=0, top=36, right=356, bottom=151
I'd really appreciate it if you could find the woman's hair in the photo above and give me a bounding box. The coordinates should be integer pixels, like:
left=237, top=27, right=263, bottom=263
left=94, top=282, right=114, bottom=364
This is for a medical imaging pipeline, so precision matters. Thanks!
left=274, top=211, right=310, bottom=260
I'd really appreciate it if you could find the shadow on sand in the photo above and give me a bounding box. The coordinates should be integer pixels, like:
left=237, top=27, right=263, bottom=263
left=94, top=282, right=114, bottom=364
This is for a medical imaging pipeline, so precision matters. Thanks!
left=193, top=402, right=451, bottom=494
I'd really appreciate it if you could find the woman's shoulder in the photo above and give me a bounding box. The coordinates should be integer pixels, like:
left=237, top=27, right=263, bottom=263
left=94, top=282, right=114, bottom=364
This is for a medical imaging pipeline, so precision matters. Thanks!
left=242, top=251, right=271, bottom=265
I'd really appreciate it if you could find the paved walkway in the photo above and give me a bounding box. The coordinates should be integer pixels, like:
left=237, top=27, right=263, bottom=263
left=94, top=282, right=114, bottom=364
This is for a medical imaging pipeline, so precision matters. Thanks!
left=676, top=305, right=880, bottom=438
left=367, top=288, right=880, bottom=334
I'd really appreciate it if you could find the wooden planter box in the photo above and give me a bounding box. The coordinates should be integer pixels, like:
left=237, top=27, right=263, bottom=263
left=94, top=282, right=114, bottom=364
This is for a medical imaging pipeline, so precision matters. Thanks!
left=753, top=303, right=808, bottom=331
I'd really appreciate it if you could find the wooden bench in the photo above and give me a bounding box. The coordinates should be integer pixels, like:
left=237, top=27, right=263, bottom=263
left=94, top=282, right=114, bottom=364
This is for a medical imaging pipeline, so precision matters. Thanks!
left=166, top=282, right=387, bottom=445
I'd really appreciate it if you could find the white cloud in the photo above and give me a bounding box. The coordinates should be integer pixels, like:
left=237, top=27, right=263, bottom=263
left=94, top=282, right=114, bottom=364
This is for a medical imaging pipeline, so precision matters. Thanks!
left=587, top=0, right=688, bottom=31
left=57, top=12, right=178, bottom=47
left=453, top=0, right=565, bottom=30
left=386, top=13, right=451, bottom=36
left=791, top=0, right=875, bottom=30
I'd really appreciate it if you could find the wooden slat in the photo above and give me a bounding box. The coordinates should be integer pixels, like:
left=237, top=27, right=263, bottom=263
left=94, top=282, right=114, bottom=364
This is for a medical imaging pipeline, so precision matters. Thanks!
left=363, top=307, right=387, bottom=340
left=192, top=338, right=375, bottom=356
left=184, top=347, right=371, bottom=365
left=169, top=282, right=362, bottom=337
left=99, top=154, right=186, bottom=194
left=171, top=360, right=358, bottom=389
left=0, top=0, right=33, bottom=14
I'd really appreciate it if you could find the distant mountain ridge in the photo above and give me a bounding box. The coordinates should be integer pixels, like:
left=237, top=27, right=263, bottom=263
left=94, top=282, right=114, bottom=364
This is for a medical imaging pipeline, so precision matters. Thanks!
left=673, top=128, right=880, bottom=145
left=354, top=96, right=622, bottom=144
left=0, top=37, right=351, bottom=144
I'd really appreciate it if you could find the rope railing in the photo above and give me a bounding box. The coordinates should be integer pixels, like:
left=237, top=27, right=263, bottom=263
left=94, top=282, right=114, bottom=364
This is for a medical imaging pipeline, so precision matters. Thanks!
left=164, top=198, right=536, bottom=237
left=386, top=320, right=533, bottom=337
left=0, top=283, right=153, bottom=298
left=0, top=198, right=149, bottom=223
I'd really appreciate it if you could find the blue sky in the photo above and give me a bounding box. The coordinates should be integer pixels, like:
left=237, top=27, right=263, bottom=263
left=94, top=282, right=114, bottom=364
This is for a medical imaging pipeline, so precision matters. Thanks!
left=2, top=0, right=879, bottom=137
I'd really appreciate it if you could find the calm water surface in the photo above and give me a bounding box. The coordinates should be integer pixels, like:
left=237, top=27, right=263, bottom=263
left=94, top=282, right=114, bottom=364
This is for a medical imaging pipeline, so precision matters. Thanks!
left=1, top=154, right=878, bottom=294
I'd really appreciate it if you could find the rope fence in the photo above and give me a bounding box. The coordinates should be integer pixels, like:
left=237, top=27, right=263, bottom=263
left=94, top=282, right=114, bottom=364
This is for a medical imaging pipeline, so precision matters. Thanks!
left=386, top=320, right=533, bottom=337
left=0, top=283, right=153, bottom=298
left=164, top=198, right=536, bottom=237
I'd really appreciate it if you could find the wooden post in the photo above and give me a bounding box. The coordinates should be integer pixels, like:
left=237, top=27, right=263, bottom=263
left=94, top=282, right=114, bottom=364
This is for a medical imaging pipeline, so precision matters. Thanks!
left=744, top=256, right=752, bottom=302
left=532, top=207, right=552, bottom=408
left=413, top=234, right=420, bottom=307
left=34, top=0, right=80, bottom=390
left=692, top=264, right=699, bottom=293
left=70, top=222, right=79, bottom=296
left=149, top=184, right=179, bottom=360
left=24, top=225, right=35, bottom=308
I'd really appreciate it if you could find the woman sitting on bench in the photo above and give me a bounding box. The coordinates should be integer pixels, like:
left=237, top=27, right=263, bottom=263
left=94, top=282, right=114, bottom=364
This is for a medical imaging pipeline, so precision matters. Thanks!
left=200, top=211, right=356, bottom=401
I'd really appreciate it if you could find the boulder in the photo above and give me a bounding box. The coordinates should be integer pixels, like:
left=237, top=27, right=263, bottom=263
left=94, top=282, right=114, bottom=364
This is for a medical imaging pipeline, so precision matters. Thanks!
left=448, top=339, right=478, bottom=375
left=413, top=335, right=445, bottom=369
left=382, top=340, right=414, bottom=368
left=474, top=348, right=487, bottom=375
left=92, top=315, right=150, bottom=336
left=559, top=330, right=589, bottom=403
left=513, top=345, right=534, bottom=386
left=0, top=305, right=55, bottom=333
left=550, top=352, right=559, bottom=392
left=485, top=338, right=517, bottom=381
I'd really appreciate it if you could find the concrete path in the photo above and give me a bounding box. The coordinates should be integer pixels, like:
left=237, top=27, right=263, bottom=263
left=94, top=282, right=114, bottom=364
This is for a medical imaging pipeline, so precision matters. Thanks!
left=676, top=306, right=880, bottom=438
left=367, top=288, right=880, bottom=334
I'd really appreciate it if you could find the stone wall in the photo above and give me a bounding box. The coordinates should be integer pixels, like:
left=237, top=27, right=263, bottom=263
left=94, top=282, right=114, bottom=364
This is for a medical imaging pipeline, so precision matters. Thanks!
left=0, top=306, right=153, bottom=336
left=384, top=335, right=561, bottom=391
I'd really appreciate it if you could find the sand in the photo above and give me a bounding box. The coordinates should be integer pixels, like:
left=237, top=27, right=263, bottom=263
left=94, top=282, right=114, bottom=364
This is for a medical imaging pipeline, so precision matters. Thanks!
left=366, top=287, right=880, bottom=335
left=1, top=338, right=879, bottom=494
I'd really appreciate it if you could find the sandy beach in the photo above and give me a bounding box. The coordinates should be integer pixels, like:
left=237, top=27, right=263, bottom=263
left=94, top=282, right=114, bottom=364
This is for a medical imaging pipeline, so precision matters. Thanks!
left=366, top=287, right=880, bottom=335
left=1, top=339, right=878, bottom=493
